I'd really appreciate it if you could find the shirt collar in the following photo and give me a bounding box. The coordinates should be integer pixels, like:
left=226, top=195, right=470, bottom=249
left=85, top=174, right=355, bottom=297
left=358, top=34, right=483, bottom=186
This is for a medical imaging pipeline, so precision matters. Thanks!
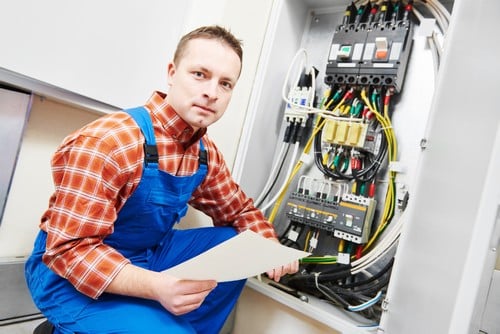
left=145, top=91, right=206, bottom=147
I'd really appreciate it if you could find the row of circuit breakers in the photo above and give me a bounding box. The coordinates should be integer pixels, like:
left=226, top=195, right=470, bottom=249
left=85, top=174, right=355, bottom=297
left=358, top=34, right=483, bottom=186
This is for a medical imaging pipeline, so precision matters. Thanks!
left=325, top=1, right=414, bottom=92
left=287, top=190, right=376, bottom=244
left=283, top=2, right=414, bottom=244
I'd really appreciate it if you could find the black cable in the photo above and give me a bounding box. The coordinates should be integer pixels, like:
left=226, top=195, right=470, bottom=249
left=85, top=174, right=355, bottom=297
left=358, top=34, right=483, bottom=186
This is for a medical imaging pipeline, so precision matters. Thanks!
left=286, top=264, right=353, bottom=290
left=340, top=257, right=394, bottom=289
left=317, top=282, right=351, bottom=309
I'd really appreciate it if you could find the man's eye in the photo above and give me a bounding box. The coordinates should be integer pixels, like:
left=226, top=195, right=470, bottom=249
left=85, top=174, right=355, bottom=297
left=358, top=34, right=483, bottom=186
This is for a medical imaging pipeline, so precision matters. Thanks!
left=194, top=71, right=205, bottom=78
left=221, top=81, right=232, bottom=90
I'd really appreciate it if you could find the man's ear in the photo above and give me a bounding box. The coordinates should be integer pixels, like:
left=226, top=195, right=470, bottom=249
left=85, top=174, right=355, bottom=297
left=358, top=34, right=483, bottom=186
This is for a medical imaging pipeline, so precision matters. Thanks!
left=166, top=62, right=176, bottom=86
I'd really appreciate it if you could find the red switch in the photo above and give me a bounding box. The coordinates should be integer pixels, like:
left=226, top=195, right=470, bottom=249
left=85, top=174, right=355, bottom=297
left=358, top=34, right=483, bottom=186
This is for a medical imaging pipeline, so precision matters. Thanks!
left=375, top=37, right=388, bottom=60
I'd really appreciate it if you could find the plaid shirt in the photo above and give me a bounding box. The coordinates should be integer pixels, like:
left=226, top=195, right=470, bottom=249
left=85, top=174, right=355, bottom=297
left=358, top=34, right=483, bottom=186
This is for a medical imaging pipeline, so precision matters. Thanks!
left=41, top=91, right=277, bottom=299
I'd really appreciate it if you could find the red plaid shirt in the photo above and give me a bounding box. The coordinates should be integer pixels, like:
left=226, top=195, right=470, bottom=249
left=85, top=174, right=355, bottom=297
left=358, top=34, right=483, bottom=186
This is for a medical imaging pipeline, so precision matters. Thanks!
left=41, top=91, right=277, bottom=299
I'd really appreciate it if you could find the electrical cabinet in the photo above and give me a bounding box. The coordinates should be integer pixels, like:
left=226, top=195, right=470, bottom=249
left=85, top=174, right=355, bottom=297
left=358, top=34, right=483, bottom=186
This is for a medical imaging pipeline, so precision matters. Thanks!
left=233, top=0, right=500, bottom=333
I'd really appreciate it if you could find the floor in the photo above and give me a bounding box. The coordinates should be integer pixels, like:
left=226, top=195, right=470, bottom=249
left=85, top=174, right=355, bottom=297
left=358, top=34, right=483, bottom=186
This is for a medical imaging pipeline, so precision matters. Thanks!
left=0, top=318, right=45, bottom=334
left=0, top=313, right=235, bottom=334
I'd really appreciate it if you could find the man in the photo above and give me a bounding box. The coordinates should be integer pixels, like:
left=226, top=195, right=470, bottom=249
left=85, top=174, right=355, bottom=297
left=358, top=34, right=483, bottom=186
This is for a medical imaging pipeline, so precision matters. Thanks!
left=26, top=25, right=298, bottom=333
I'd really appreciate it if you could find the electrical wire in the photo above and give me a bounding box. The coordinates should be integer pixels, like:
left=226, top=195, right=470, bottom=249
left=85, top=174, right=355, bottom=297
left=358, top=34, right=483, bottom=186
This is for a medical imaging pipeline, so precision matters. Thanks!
left=254, top=142, right=291, bottom=207
left=259, top=142, right=301, bottom=212
left=281, top=48, right=308, bottom=108
left=267, top=117, right=326, bottom=223
left=348, top=290, right=383, bottom=312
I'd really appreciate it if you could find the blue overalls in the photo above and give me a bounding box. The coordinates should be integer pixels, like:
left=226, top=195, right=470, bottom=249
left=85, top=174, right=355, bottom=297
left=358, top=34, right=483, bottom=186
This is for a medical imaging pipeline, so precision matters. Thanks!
left=25, top=107, right=246, bottom=333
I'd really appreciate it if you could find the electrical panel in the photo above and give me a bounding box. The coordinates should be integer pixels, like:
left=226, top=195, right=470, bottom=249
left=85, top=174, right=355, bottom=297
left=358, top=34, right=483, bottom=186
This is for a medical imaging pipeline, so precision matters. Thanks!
left=239, top=0, right=445, bottom=329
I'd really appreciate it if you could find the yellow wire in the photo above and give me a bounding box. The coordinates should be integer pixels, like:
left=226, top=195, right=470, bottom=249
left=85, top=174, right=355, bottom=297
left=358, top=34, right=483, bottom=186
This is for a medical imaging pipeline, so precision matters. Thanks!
left=338, top=239, right=345, bottom=252
left=322, top=149, right=329, bottom=165
left=268, top=117, right=326, bottom=223
left=360, top=88, right=398, bottom=251
left=304, top=230, right=311, bottom=252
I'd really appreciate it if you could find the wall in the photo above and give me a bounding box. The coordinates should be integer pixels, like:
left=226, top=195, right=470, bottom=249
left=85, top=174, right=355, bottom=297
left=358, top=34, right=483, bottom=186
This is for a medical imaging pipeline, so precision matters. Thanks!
left=0, top=97, right=99, bottom=257
left=0, top=0, right=191, bottom=108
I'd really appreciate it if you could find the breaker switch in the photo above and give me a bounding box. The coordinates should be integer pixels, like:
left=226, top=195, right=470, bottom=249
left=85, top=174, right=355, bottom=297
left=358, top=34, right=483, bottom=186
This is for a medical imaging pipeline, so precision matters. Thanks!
left=338, top=44, right=353, bottom=60
left=375, top=37, right=389, bottom=60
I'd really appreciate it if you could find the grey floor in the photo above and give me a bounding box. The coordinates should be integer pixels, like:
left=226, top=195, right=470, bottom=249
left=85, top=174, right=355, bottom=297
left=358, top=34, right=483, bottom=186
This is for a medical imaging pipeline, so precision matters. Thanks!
left=0, top=318, right=45, bottom=334
left=0, top=314, right=234, bottom=333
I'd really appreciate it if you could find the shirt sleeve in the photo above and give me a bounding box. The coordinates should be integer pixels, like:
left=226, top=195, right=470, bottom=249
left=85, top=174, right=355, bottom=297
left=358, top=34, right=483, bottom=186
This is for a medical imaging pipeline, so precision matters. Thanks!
left=42, top=125, right=141, bottom=299
left=189, top=138, right=278, bottom=240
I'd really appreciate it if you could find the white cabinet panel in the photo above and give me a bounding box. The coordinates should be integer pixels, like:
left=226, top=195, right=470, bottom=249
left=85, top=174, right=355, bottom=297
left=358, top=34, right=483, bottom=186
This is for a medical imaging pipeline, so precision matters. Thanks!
left=0, top=0, right=191, bottom=108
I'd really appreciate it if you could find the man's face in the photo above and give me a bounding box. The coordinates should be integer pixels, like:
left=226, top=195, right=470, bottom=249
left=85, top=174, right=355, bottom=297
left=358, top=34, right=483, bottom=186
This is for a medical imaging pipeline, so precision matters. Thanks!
left=166, top=38, right=241, bottom=131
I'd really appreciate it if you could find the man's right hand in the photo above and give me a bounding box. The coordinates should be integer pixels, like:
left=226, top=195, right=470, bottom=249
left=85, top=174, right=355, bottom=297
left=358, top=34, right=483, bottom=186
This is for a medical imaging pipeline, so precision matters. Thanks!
left=105, top=264, right=217, bottom=315
left=156, top=273, right=217, bottom=315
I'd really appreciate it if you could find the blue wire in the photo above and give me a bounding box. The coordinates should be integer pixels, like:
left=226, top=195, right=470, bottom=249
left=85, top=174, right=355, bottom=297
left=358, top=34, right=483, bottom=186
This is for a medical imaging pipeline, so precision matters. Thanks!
left=348, top=290, right=383, bottom=312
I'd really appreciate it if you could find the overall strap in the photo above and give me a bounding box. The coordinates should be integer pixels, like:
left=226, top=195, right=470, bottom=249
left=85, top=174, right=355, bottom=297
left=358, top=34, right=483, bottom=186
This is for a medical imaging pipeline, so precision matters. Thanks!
left=198, top=139, right=208, bottom=167
left=126, top=106, right=208, bottom=167
left=125, top=107, right=158, bottom=165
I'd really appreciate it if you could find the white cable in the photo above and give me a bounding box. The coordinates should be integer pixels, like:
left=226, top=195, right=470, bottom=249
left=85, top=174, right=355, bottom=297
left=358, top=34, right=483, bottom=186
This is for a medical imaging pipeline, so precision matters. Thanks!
left=258, top=142, right=301, bottom=212
left=352, top=231, right=400, bottom=275
left=425, top=1, right=448, bottom=33
left=411, top=6, right=425, bottom=23
left=428, top=0, right=451, bottom=29
left=309, top=66, right=316, bottom=109
left=431, top=0, right=452, bottom=21
left=254, top=142, right=289, bottom=206
left=281, top=48, right=308, bottom=106
left=430, top=31, right=442, bottom=69
left=351, top=219, right=401, bottom=271
left=351, top=210, right=406, bottom=274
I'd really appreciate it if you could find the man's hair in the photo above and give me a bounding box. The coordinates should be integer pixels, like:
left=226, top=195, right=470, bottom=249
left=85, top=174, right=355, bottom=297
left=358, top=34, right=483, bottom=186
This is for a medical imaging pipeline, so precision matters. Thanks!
left=173, top=25, right=243, bottom=66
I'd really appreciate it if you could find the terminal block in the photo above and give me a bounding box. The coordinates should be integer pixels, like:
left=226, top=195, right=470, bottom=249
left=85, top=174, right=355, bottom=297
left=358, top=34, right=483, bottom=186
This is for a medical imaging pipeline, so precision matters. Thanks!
left=285, top=191, right=376, bottom=244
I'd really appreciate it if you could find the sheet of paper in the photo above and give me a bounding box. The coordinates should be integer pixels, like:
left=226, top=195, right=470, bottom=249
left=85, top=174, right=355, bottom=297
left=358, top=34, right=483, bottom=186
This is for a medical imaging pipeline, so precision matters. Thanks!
left=163, top=230, right=310, bottom=282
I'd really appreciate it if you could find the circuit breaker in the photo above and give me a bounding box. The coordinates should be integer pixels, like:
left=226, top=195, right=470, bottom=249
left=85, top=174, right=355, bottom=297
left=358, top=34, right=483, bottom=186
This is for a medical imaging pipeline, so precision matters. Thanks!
left=325, top=2, right=413, bottom=92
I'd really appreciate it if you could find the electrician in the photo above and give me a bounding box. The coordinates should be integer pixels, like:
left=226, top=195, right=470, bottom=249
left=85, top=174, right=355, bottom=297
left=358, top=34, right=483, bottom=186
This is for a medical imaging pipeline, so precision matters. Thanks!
left=25, top=25, right=299, bottom=334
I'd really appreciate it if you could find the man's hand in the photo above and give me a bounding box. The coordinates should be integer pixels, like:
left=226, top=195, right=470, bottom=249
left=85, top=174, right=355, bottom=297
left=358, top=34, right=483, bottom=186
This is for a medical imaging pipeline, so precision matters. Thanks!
left=266, top=260, right=299, bottom=282
left=105, top=264, right=217, bottom=316
left=155, top=273, right=217, bottom=315
left=265, top=238, right=300, bottom=282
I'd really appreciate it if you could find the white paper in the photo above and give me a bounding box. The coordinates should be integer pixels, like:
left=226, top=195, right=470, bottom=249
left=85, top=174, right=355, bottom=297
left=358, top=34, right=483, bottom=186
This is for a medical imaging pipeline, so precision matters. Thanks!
left=163, top=230, right=310, bottom=282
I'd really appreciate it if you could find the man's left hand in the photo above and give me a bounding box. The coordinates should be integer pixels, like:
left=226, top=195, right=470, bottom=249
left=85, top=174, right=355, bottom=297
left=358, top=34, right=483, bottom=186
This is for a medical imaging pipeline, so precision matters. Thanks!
left=266, top=260, right=299, bottom=282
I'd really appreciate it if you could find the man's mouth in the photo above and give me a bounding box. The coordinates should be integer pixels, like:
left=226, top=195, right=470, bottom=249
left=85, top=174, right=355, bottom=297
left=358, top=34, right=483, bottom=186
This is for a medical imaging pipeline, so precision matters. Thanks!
left=194, top=104, right=216, bottom=114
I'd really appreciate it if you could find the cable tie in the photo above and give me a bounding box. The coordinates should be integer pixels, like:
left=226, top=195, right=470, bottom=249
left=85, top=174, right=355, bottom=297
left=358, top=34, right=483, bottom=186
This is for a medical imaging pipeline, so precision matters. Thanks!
left=389, top=161, right=405, bottom=173
left=313, top=272, right=321, bottom=289
left=300, top=152, right=312, bottom=165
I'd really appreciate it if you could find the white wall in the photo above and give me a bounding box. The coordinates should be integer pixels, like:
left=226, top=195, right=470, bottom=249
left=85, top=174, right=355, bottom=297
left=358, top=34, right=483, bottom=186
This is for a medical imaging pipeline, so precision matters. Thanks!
left=0, top=0, right=274, bottom=248
left=0, top=97, right=99, bottom=257
left=0, top=0, right=191, bottom=108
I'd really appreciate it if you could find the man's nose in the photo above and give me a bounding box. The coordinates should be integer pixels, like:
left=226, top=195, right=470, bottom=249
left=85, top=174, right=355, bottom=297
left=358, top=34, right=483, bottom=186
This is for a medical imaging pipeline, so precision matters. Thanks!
left=203, top=80, right=218, bottom=100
